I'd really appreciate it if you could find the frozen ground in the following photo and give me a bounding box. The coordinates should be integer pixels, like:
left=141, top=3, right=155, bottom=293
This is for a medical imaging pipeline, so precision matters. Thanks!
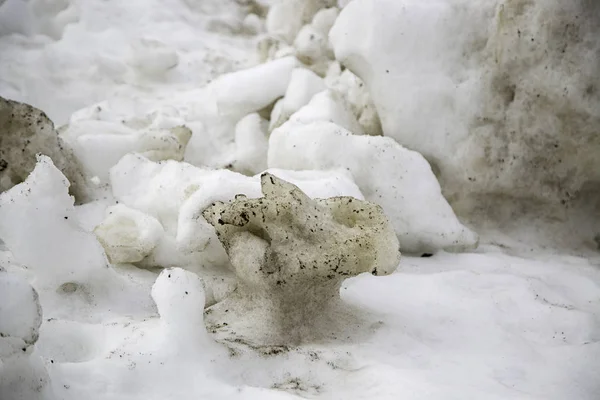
left=1, top=0, right=599, bottom=399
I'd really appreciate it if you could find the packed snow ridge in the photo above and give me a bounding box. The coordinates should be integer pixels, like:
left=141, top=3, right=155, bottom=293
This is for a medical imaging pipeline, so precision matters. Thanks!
left=1, top=0, right=599, bottom=399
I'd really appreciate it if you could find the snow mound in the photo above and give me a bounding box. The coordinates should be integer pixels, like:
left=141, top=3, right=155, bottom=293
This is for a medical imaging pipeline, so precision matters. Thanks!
left=269, top=121, right=478, bottom=253
left=330, top=0, right=600, bottom=220
left=0, top=155, right=153, bottom=319
left=202, top=173, right=400, bottom=345
left=99, top=154, right=365, bottom=307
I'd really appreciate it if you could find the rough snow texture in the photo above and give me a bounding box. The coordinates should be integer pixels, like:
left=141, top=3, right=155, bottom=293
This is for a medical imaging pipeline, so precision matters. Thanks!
left=265, top=0, right=336, bottom=45
left=0, top=272, right=42, bottom=358
left=182, top=56, right=299, bottom=168
left=150, top=267, right=221, bottom=357
left=0, top=155, right=108, bottom=288
left=261, top=0, right=337, bottom=74
left=0, top=0, right=598, bottom=398
left=269, top=68, right=325, bottom=131
left=0, top=97, right=89, bottom=202
left=0, top=0, right=262, bottom=125
left=56, top=53, right=295, bottom=177
left=269, top=121, right=478, bottom=253
left=0, top=155, right=153, bottom=320
left=0, top=349, right=54, bottom=400
left=0, top=269, right=52, bottom=400
left=330, top=0, right=600, bottom=223
left=326, top=68, right=383, bottom=136
left=60, top=110, right=192, bottom=183
left=202, top=173, right=400, bottom=345
left=269, top=65, right=382, bottom=136
left=107, top=154, right=365, bottom=271
left=94, top=204, right=165, bottom=264
left=285, top=89, right=365, bottom=135
left=104, top=154, right=364, bottom=305
left=208, top=56, right=299, bottom=119
left=231, top=113, right=268, bottom=175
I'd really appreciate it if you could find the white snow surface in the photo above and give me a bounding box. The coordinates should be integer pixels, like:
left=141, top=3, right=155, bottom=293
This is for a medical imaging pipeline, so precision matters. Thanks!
left=0, top=0, right=599, bottom=399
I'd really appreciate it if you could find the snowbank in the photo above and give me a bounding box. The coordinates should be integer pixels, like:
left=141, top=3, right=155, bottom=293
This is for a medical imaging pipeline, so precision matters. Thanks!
left=330, top=0, right=600, bottom=219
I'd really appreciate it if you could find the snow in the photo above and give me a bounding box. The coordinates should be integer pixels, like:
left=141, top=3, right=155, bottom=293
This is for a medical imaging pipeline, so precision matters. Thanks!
left=284, top=89, right=365, bottom=135
left=1, top=0, right=599, bottom=399
left=61, top=118, right=191, bottom=183
left=0, top=272, right=42, bottom=357
left=0, top=0, right=259, bottom=125
left=201, top=173, right=400, bottom=346
left=94, top=204, right=165, bottom=264
left=269, top=121, right=479, bottom=253
left=105, top=154, right=366, bottom=276
left=269, top=67, right=326, bottom=131
left=232, top=113, right=268, bottom=175
left=209, top=56, right=299, bottom=119
left=330, top=0, right=600, bottom=219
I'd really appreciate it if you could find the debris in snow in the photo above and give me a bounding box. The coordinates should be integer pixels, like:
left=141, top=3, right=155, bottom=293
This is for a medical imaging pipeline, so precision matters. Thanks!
left=269, top=121, right=479, bottom=253
left=0, top=97, right=90, bottom=202
left=202, top=173, right=400, bottom=345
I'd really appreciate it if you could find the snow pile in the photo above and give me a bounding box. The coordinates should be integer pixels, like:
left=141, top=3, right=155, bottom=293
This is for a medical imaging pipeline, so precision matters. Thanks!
left=0, top=0, right=262, bottom=125
left=264, top=0, right=336, bottom=49
left=54, top=55, right=298, bottom=177
left=0, top=0, right=599, bottom=398
left=330, top=0, right=600, bottom=225
left=180, top=56, right=298, bottom=171
left=60, top=109, right=192, bottom=183
left=208, top=56, right=298, bottom=119
left=203, top=173, right=400, bottom=345
left=282, top=89, right=365, bottom=134
left=0, top=155, right=111, bottom=291
left=0, top=0, right=78, bottom=39
left=231, top=113, right=269, bottom=175
left=0, top=155, right=154, bottom=318
left=95, top=154, right=366, bottom=305
left=260, top=1, right=382, bottom=136
left=269, top=121, right=478, bottom=253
